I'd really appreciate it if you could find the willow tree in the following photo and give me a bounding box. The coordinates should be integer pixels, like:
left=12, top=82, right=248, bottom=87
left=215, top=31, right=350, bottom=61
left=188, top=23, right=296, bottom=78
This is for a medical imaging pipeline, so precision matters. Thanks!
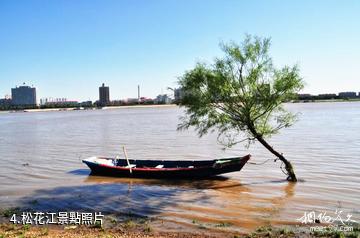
left=178, top=36, right=304, bottom=182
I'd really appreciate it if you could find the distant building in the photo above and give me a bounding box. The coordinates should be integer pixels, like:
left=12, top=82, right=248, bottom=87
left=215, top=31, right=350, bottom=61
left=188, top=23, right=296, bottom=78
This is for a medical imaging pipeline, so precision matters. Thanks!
left=99, top=83, right=110, bottom=106
left=40, top=98, right=47, bottom=105
left=139, top=97, right=154, bottom=104
left=110, top=100, right=124, bottom=106
left=40, top=98, right=70, bottom=105
left=338, top=92, right=357, bottom=98
left=0, top=98, right=12, bottom=108
left=174, top=88, right=184, bottom=102
left=154, top=94, right=172, bottom=104
left=125, top=98, right=140, bottom=104
left=11, top=84, right=37, bottom=106
left=80, top=101, right=93, bottom=107
left=39, top=97, right=79, bottom=107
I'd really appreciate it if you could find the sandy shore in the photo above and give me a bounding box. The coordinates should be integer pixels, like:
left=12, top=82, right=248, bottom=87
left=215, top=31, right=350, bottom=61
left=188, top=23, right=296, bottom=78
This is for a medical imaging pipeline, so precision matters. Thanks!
left=101, top=104, right=177, bottom=110
left=0, top=108, right=77, bottom=113
left=0, top=209, right=278, bottom=238
left=0, top=221, right=289, bottom=238
left=1, top=210, right=359, bottom=238
left=0, top=214, right=237, bottom=238
left=0, top=224, right=218, bottom=238
left=2, top=222, right=356, bottom=238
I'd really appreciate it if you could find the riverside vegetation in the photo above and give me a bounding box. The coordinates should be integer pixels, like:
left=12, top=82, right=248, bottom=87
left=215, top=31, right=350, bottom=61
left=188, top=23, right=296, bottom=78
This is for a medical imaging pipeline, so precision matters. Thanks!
left=178, top=35, right=304, bottom=182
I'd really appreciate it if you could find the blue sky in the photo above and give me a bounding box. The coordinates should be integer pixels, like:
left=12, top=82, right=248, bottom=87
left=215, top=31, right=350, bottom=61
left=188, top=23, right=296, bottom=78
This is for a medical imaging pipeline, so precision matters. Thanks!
left=0, top=0, right=359, bottom=101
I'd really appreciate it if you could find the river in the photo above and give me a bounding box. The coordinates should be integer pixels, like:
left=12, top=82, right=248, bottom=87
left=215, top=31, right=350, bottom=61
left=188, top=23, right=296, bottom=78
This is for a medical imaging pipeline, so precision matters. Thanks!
left=0, top=102, right=359, bottom=232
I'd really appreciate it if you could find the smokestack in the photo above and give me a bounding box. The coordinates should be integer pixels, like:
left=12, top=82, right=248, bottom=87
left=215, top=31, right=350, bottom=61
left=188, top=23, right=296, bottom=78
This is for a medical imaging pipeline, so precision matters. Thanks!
left=138, top=85, right=140, bottom=103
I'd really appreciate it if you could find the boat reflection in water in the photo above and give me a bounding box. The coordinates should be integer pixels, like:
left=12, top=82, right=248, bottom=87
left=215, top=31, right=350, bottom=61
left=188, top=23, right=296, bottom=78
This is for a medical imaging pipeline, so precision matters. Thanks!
left=82, top=174, right=296, bottom=232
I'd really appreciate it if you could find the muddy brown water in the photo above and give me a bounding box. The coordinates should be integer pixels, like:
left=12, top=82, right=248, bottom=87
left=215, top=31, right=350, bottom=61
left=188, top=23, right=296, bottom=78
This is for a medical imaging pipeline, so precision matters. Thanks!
left=0, top=102, right=359, bottom=232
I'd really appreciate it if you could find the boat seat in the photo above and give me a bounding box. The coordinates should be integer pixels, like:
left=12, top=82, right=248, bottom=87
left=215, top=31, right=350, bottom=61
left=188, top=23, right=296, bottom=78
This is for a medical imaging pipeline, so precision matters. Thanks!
left=125, top=164, right=136, bottom=168
left=155, top=165, right=164, bottom=168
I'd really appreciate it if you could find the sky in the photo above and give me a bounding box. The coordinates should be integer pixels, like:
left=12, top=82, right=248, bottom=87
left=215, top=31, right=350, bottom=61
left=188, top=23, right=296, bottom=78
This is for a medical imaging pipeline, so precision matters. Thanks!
left=0, top=0, right=359, bottom=102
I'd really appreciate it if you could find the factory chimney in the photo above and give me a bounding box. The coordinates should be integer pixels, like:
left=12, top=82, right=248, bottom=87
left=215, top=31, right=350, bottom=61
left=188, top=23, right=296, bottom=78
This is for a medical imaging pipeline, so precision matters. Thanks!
left=138, top=85, right=140, bottom=104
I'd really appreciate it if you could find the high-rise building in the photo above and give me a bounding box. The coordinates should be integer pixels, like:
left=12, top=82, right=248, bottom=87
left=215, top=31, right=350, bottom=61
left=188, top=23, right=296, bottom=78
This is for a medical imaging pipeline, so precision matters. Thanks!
left=11, top=84, right=37, bottom=106
left=99, top=83, right=110, bottom=105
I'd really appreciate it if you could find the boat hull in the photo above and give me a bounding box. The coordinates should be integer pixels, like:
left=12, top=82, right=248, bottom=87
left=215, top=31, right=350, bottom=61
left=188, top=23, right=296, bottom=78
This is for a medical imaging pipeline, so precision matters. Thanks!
left=82, top=155, right=251, bottom=179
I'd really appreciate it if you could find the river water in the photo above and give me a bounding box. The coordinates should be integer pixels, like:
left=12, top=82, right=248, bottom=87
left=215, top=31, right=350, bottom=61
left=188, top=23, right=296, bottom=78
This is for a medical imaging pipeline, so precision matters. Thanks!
left=0, top=102, right=359, bottom=232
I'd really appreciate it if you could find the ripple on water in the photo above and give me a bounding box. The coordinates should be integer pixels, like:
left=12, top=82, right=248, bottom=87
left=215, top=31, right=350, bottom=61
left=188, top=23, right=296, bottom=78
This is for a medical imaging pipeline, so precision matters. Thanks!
left=0, top=102, right=359, bottom=232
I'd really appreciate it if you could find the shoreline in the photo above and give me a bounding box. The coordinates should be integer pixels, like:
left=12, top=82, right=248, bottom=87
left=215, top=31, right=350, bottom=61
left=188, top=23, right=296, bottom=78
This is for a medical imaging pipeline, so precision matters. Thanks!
left=1, top=207, right=359, bottom=238
left=293, top=98, right=360, bottom=103
left=1, top=99, right=360, bottom=114
left=0, top=104, right=178, bottom=114
left=101, top=104, right=177, bottom=110
left=1, top=220, right=358, bottom=238
left=2, top=99, right=360, bottom=114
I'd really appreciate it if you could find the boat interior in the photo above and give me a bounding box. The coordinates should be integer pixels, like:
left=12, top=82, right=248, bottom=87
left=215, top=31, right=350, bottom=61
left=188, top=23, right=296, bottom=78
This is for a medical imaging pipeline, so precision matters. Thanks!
left=88, top=156, right=216, bottom=169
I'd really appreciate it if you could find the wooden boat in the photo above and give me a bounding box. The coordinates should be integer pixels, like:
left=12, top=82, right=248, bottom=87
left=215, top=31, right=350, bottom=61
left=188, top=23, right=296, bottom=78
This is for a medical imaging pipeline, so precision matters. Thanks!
left=82, top=154, right=251, bottom=179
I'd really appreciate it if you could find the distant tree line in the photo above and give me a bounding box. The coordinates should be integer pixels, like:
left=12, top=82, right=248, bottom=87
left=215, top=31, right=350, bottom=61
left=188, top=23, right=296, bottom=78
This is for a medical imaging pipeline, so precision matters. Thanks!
left=296, top=92, right=360, bottom=101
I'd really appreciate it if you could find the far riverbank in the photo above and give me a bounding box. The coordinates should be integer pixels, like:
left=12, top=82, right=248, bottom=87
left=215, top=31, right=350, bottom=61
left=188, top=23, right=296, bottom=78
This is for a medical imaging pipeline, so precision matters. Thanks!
left=293, top=98, right=360, bottom=103
left=0, top=104, right=177, bottom=114
left=1, top=98, right=360, bottom=114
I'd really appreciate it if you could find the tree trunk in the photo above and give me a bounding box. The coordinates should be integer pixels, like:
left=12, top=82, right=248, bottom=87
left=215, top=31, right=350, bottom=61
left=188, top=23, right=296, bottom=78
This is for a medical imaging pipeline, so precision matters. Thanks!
left=248, top=125, right=297, bottom=182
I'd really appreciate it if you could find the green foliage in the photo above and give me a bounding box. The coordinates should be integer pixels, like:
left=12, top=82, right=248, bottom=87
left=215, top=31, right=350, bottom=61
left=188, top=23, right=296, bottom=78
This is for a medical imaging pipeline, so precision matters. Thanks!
left=143, top=222, right=152, bottom=233
left=91, top=221, right=102, bottom=229
left=215, top=221, right=232, bottom=227
left=178, top=35, right=304, bottom=148
left=0, top=207, right=20, bottom=218
left=22, top=224, right=30, bottom=231
left=123, top=219, right=136, bottom=229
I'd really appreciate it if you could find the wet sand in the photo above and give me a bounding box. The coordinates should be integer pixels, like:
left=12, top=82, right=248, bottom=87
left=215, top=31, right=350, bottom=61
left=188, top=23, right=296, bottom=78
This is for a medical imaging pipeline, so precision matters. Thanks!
left=1, top=218, right=358, bottom=238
